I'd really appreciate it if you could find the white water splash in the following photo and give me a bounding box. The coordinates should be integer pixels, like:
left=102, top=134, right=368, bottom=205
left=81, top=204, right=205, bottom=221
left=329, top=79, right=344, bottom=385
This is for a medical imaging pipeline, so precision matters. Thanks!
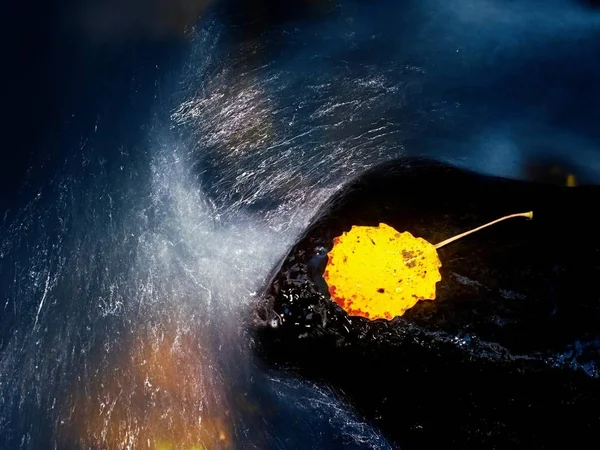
left=0, top=11, right=399, bottom=450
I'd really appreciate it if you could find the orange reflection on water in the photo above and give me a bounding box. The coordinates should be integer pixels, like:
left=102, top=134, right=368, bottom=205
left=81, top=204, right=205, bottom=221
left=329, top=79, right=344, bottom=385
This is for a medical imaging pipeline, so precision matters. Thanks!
left=61, top=321, right=233, bottom=450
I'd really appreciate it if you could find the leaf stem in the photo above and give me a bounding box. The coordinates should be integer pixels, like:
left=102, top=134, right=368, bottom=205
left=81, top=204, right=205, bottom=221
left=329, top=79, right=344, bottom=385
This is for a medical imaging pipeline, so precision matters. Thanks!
left=434, top=211, right=533, bottom=249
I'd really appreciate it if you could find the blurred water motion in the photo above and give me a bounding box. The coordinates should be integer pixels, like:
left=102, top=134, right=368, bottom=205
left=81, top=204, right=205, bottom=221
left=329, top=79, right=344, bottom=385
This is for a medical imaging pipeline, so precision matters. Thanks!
left=73, top=0, right=339, bottom=43
left=59, top=321, right=232, bottom=449
left=174, top=71, right=276, bottom=161
left=74, top=0, right=216, bottom=41
left=2, top=0, right=600, bottom=448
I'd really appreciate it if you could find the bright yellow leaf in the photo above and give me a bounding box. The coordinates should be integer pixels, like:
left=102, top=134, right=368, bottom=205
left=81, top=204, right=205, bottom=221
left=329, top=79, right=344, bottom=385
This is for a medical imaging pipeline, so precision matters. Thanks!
left=324, top=212, right=533, bottom=321
left=323, top=224, right=441, bottom=320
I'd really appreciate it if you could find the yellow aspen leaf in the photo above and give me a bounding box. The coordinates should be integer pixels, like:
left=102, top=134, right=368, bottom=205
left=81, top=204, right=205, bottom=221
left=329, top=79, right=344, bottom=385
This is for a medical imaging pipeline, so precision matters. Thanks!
left=323, top=211, right=533, bottom=321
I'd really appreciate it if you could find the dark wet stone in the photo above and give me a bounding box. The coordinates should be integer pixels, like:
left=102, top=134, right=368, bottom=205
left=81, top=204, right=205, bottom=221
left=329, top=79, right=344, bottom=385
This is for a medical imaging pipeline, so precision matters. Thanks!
left=253, top=158, right=600, bottom=449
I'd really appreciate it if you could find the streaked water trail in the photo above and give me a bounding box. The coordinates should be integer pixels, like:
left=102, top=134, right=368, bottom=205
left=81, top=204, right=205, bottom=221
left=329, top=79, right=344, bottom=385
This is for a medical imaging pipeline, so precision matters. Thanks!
left=0, top=12, right=395, bottom=449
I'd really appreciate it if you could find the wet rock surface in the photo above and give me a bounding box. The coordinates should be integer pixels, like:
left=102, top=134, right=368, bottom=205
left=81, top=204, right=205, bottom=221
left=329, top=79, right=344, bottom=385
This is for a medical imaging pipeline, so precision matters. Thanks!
left=253, top=158, right=600, bottom=449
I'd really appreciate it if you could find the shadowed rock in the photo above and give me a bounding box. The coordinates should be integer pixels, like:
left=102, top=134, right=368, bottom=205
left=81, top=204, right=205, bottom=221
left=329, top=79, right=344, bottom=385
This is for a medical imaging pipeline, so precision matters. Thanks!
left=253, top=157, right=600, bottom=450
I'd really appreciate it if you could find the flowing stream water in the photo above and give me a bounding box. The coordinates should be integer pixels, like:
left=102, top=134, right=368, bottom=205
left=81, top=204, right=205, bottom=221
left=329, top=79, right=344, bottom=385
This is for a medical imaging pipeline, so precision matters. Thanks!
left=2, top=0, right=600, bottom=448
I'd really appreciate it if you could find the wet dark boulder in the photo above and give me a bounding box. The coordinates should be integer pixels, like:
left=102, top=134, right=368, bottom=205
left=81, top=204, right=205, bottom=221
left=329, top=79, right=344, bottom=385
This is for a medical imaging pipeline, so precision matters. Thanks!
left=253, top=158, right=600, bottom=450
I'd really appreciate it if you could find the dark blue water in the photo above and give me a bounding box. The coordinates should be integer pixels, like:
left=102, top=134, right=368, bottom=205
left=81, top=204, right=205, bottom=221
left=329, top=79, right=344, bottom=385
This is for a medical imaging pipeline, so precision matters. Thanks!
left=2, top=0, right=600, bottom=448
